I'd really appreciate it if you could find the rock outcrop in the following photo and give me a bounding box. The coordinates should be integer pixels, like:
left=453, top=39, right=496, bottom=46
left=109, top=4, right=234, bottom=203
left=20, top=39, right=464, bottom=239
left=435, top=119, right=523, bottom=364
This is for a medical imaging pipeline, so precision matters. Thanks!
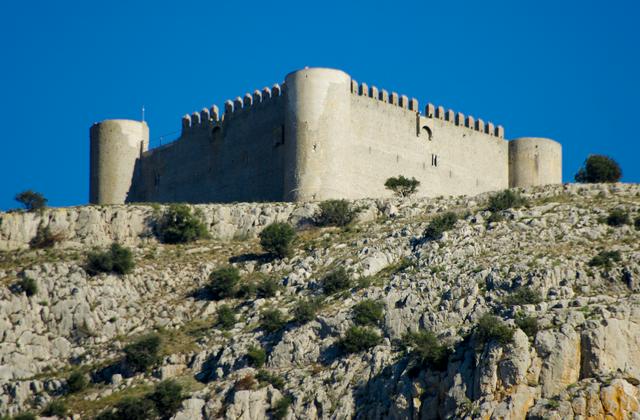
left=1, top=183, right=640, bottom=419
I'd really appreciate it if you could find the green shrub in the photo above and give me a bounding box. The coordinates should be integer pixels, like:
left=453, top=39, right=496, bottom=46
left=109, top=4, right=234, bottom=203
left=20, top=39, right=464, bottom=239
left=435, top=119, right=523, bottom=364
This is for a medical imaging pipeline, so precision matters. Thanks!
left=271, top=394, right=294, bottom=420
left=401, top=330, right=449, bottom=369
left=87, top=243, right=135, bottom=275
left=12, top=414, right=36, bottom=420
left=423, top=212, right=458, bottom=240
left=503, top=287, right=543, bottom=306
left=605, top=209, right=631, bottom=227
left=246, top=345, right=267, bottom=368
left=635, top=216, right=640, bottom=231
left=588, top=250, right=621, bottom=269
left=42, top=400, right=67, bottom=417
left=67, top=371, right=88, bottom=393
left=158, top=204, right=208, bottom=244
left=259, top=223, right=296, bottom=259
left=515, top=312, right=539, bottom=338
left=29, top=225, right=63, bottom=249
left=339, top=326, right=382, bottom=354
left=293, top=298, right=322, bottom=324
left=236, top=280, right=258, bottom=299
left=256, top=277, right=281, bottom=298
left=352, top=300, right=384, bottom=326
left=256, top=369, right=285, bottom=390
left=123, top=334, right=162, bottom=372
left=384, top=175, right=420, bottom=197
left=575, top=155, right=622, bottom=183
left=148, top=380, right=185, bottom=419
left=208, top=266, right=240, bottom=299
left=487, top=211, right=505, bottom=224
left=316, top=199, right=356, bottom=227
left=260, top=309, right=287, bottom=333
left=20, top=277, right=37, bottom=297
left=321, top=267, right=352, bottom=295
left=15, top=190, right=47, bottom=212
left=486, top=190, right=527, bottom=212
left=112, top=396, right=157, bottom=420
left=475, top=314, right=514, bottom=346
left=216, top=305, right=236, bottom=330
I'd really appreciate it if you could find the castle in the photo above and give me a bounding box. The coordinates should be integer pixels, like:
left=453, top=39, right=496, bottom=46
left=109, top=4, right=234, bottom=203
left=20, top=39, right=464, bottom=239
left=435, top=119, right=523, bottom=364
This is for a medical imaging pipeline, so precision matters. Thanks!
left=89, top=67, right=562, bottom=205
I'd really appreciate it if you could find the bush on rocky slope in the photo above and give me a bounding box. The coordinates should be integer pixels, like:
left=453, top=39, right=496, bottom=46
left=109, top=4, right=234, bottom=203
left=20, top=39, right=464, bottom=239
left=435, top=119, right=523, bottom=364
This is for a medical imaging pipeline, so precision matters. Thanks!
left=29, top=225, right=63, bottom=249
left=86, top=243, right=134, bottom=275
left=259, top=222, right=296, bottom=259
left=216, top=305, right=236, bottom=329
left=321, top=267, right=352, bottom=294
left=423, top=212, right=458, bottom=240
left=384, top=175, right=420, bottom=197
left=316, top=199, right=357, bottom=227
left=402, top=330, right=449, bottom=370
left=605, top=208, right=631, bottom=226
left=475, top=314, right=514, bottom=346
left=147, top=380, right=185, bottom=420
left=352, top=299, right=385, bottom=326
left=515, top=312, right=539, bottom=338
left=293, top=298, right=322, bottom=324
left=588, top=250, right=621, bottom=269
left=502, top=287, right=543, bottom=306
left=339, top=326, right=382, bottom=354
left=42, top=400, right=67, bottom=417
left=18, top=277, right=37, bottom=297
left=158, top=204, right=208, bottom=244
left=66, top=371, right=88, bottom=393
left=486, top=190, right=527, bottom=212
left=123, top=334, right=162, bottom=372
left=208, top=266, right=240, bottom=299
left=260, top=308, right=288, bottom=333
left=246, top=345, right=267, bottom=368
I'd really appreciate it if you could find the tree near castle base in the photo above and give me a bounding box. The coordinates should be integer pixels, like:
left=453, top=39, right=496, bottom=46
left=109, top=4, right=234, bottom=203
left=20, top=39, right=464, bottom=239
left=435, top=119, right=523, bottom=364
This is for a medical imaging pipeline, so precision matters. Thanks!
left=385, top=176, right=420, bottom=197
left=575, top=155, right=622, bottom=183
left=15, top=190, right=47, bottom=212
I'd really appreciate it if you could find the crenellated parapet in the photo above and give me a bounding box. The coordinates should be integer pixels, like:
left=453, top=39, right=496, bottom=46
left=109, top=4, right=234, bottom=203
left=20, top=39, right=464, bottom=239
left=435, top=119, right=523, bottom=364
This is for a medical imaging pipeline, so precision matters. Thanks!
left=179, top=83, right=286, bottom=136
left=424, top=102, right=504, bottom=138
left=222, top=83, right=284, bottom=118
left=351, top=79, right=420, bottom=111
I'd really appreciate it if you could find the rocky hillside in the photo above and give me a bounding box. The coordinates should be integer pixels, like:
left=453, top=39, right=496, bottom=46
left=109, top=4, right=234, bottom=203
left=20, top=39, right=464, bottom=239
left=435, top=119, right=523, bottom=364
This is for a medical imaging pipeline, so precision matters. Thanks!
left=1, top=183, right=640, bottom=419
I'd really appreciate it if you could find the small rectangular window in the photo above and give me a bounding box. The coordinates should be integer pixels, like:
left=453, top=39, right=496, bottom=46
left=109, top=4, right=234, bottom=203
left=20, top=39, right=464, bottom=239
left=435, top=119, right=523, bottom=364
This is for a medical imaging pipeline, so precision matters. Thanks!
left=431, top=154, right=438, bottom=167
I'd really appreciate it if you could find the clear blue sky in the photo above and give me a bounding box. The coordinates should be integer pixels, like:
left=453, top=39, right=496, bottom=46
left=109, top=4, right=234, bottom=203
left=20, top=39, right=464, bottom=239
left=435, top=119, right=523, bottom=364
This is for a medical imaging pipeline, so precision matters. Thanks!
left=1, top=0, right=638, bottom=209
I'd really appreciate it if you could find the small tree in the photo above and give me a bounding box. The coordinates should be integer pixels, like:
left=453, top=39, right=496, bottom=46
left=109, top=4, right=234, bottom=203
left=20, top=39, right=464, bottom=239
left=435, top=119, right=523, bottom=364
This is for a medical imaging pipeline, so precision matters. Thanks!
left=15, top=190, right=47, bottom=212
left=475, top=314, right=514, bottom=346
left=148, top=380, right=185, bottom=419
left=385, top=175, right=420, bottom=197
left=67, top=371, right=88, bottom=393
left=260, top=308, right=288, bottom=333
left=588, top=250, right=621, bottom=269
left=246, top=345, right=267, bottom=368
left=208, top=266, right=240, bottom=299
left=293, top=298, right=322, bottom=324
left=575, top=155, right=622, bottom=183
left=486, top=190, right=527, bottom=212
left=339, top=326, right=382, bottom=354
left=316, top=200, right=356, bottom=227
left=402, top=330, right=449, bottom=369
left=20, top=277, right=38, bottom=297
left=259, top=223, right=296, bottom=259
left=423, top=212, right=458, bottom=240
left=321, top=267, right=352, bottom=295
left=605, top=209, right=630, bottom=227
left=352, top=299, right=384, bottom=326
left=216, top=305, right=236, bottom=330
left=158, top=204, right=208, bottom=244
left=123, top=334, right=162, bottom=372
left=86, top=243, right=135, bottom=275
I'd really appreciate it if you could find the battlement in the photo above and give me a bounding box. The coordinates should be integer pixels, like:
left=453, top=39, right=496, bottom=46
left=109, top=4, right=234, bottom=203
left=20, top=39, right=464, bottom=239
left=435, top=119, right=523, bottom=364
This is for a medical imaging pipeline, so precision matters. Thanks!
left=350, top=79, right=504, bottom=139
left=423, top=102, right=504, bottom=138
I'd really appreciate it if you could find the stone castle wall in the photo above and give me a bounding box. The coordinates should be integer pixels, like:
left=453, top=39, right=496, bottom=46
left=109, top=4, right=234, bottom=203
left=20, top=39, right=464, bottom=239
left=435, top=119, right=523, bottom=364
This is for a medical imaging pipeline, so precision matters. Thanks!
left=90, top=68, right=562, bottom=204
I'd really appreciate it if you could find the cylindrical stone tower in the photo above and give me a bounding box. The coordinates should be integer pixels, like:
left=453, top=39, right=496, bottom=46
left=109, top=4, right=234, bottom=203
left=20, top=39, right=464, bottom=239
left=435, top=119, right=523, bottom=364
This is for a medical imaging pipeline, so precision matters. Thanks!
left=89, top=119, right=149, bottom=204
left=508, top=137, right=562, bottom=188
left=283, top=68, right=352, bottom=201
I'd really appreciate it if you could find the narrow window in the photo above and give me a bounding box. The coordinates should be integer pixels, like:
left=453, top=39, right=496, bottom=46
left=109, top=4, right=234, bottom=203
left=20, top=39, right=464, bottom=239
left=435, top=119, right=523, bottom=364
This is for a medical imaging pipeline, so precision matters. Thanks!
left=431, top=154, right=438, bottom=167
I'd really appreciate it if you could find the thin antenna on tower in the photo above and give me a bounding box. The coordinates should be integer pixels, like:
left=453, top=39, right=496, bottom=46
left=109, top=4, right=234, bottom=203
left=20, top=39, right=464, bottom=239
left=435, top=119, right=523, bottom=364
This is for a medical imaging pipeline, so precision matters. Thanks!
left=141, top=105, right=146, bottom=122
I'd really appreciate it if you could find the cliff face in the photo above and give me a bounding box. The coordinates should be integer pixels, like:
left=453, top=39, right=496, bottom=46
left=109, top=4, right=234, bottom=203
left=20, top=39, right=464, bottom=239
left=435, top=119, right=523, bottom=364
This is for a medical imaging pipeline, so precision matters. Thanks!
left=1, top=183, right=639, bottom=419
